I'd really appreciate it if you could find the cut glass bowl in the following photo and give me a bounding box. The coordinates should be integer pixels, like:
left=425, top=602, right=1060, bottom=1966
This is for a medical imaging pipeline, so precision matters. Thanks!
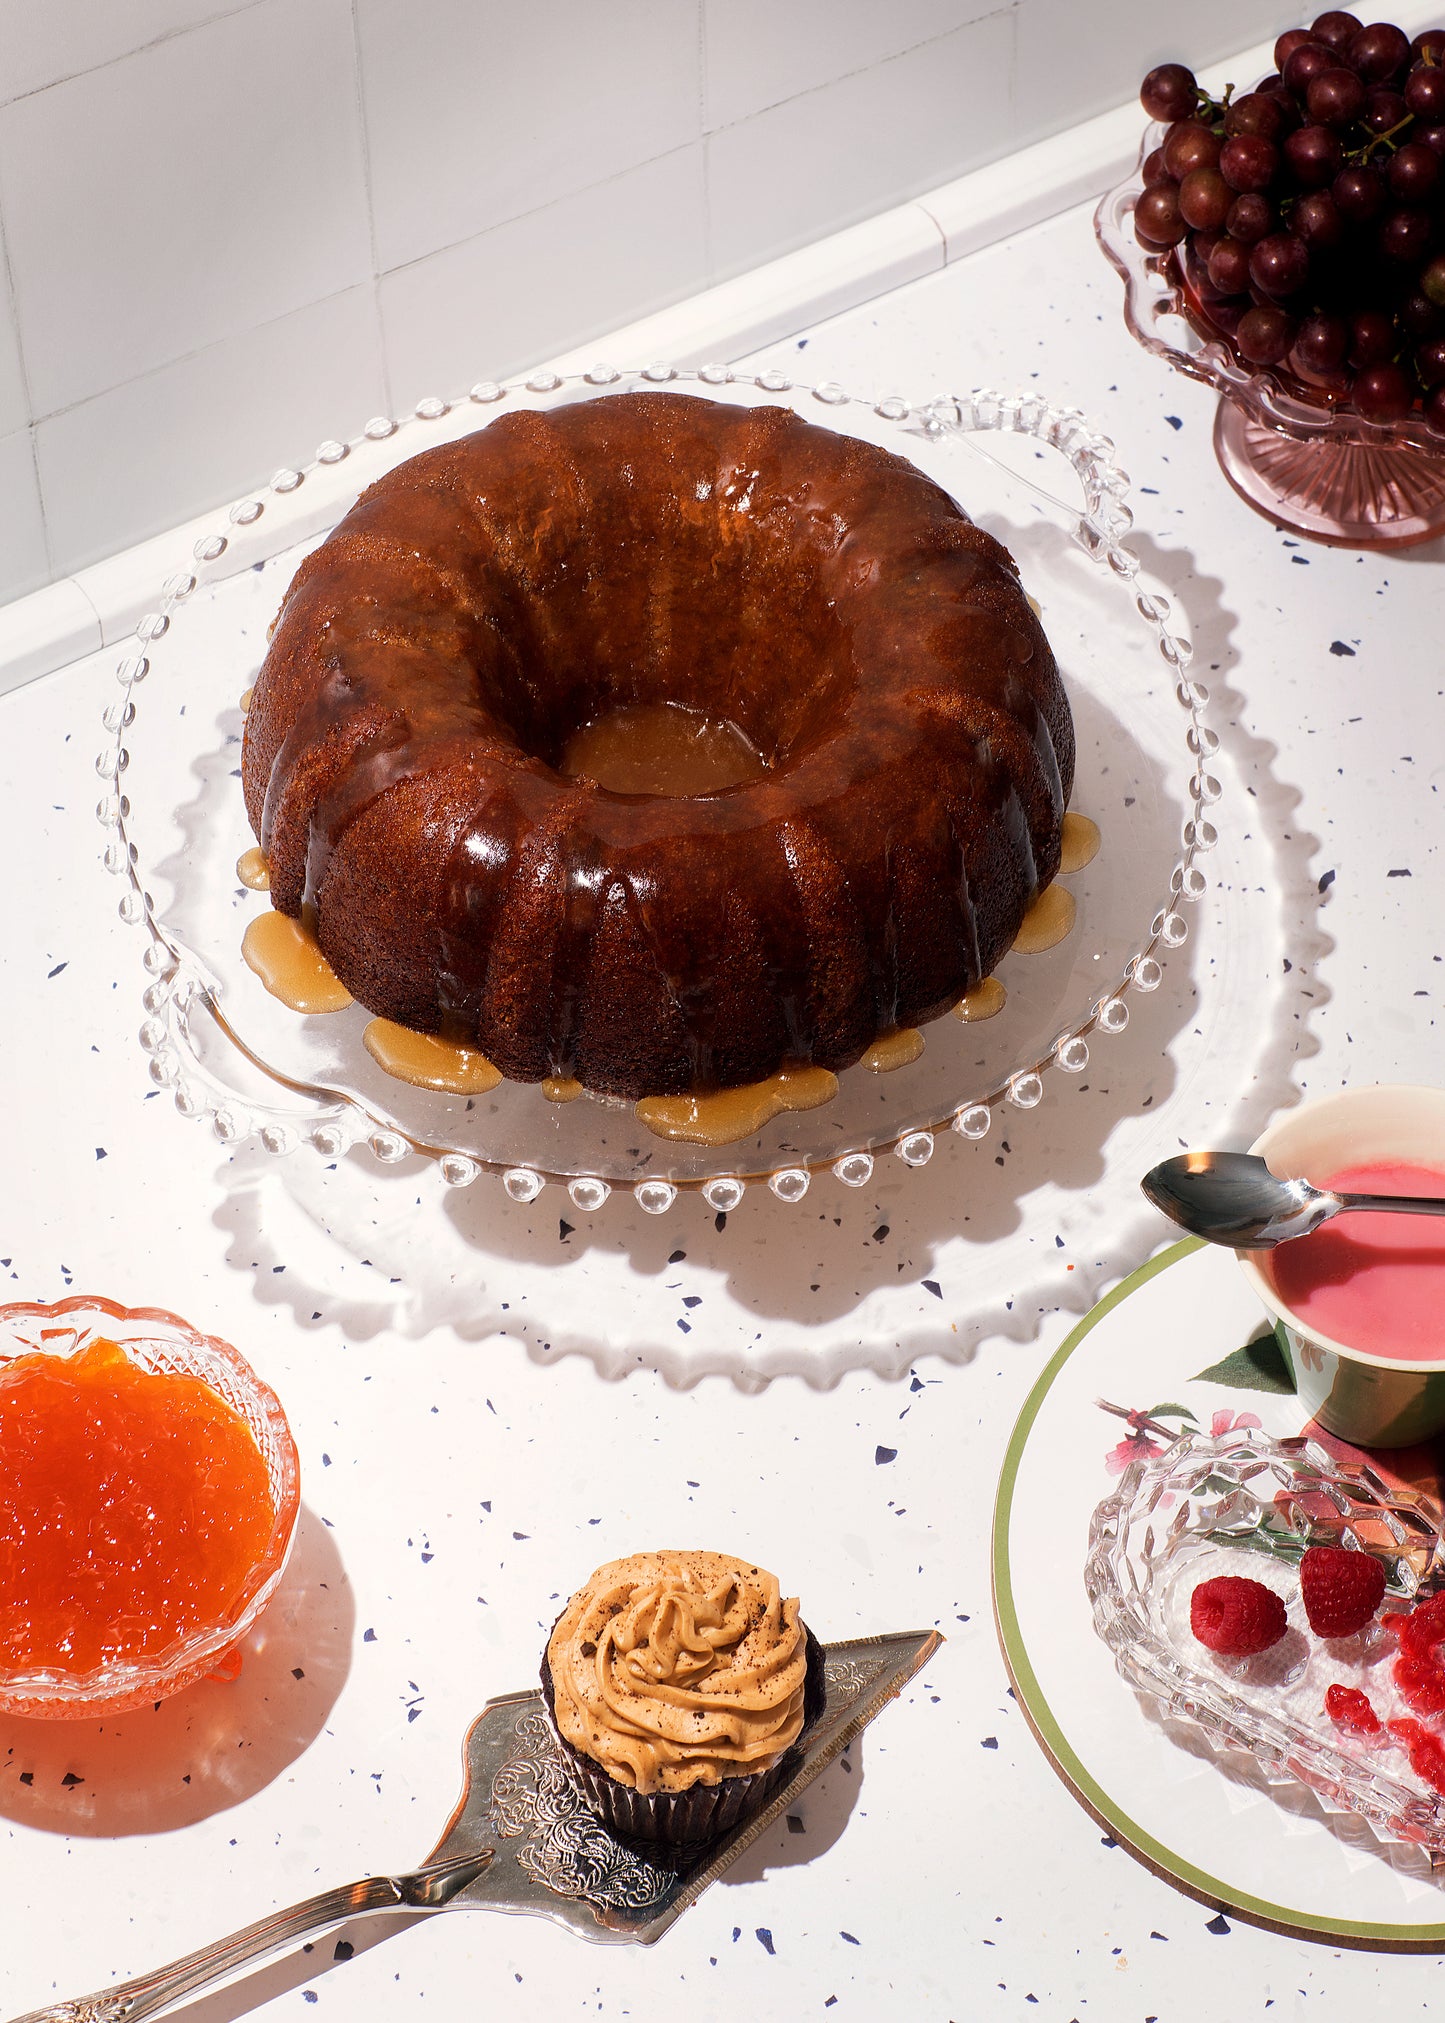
left=0, top=1294, right=301, bottom=1719
left=100, top=366, right=1213, bottom=1210
left=1097, top=138, right=1445, bottom=549
left=1087, top=1427, right=1445, bottom=1855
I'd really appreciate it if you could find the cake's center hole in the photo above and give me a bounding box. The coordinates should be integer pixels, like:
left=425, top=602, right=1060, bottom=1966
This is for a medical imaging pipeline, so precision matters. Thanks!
left=559, top=702, right=767, bottom=797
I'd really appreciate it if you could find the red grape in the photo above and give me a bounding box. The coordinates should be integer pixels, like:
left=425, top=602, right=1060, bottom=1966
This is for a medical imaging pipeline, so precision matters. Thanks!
left=1164, top=120, right=1222, bottom=178
left=1135, top=183, right=1188, bottom=246
left=1285, top=123, right=1345, bottom=186
left=1422, top=254, right=1445, bottom=307
left=1412, top=30, right=1445, bottom=63
left=1142, top=145, right=1172, bottom=186
left=1333, top=163, right=1387, bottom=220
left=1405, top=62, right=1445, bottom=119
left=1180, top=166, right=1233, bottom=230
left=1237, top=304, right=1298, bottom=363
left=1207, top=234, right=1253, bottom=293
left=1141, top=63, right=1199, bottom=122
left=1363, top=85, right=1409, bottom=130
left=1226, top=191, right=1274, bottom=242
left=1378, top=206, right=1433, bottom=261
left=1400, top=288, right=1445, bottom=335
left=1389, top=140, right=1441, bottom=201
left=1308, top=66, right=1368, bottom=122
left=1220, top=134, right=1279, bottom=192
left=1424, top=382, right=1445, bottom=431
left=1275, top=28, right=1318, bottom=68
left=1352, top=360, right=1413, bottom=417
left=1251, top=231, right=1311, bottom=297
left=1293, top=189, right=1345, bottom=246
left=1417, top=335, right=1445, bottom=384
left=1225, top=92, right=1285, bottom=140
left=1312, top=9, right=1363, bottom=50
left=1349, top=21, right=1411, bottom=82
left=1284, top=39, right=1341, bottom=92
left=1351, top=308, right=1396, bottom=363
left=1296, top=311, right=1352, bottom=369
left=1415, top=123, right=1445, bottom=158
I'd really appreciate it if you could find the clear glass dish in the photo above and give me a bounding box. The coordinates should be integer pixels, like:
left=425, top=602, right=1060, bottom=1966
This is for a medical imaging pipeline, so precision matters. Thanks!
left=0, top=1294, right=301, bottom=1719
left=1086, top=1427, right=1445, bottom=1855
left=99, top=366, right=1214, bottom=1213
left=1096, top=140, right=1445, bottom=549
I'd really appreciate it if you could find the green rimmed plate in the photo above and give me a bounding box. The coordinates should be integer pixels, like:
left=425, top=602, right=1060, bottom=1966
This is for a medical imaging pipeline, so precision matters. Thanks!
left=993, top=1237, right=1445, bottom=1950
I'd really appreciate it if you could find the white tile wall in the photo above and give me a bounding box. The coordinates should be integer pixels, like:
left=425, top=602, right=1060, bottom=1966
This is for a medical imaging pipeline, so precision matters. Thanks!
left=379, top=149, right=709, bottom=408
left=0, top=0, right=371, bottom=417
left=0, top=428, right=49, bottom=602
left=357, top=0, right=702, bottom=274
left=0, top=218, right=28, bottom=439
left=36, top=284, right=385, bottom=576
left=9, top=0, right=1439, bottom=602
left=708, top=10, right=1015, bottom=278
left=704, top=0, right=994, bottom=128
left=0, top=0, right=260, bottom=106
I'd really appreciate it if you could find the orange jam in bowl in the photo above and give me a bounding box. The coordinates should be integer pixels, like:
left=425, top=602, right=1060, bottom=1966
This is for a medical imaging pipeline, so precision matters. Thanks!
left=0, top=1296, right=300, bottom=1719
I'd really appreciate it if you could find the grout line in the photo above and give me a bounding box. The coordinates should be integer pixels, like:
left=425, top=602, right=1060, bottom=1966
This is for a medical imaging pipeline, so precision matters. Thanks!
left=0, top=0, right=271, bottom=112
left=347, top=0, right=391, bottom=415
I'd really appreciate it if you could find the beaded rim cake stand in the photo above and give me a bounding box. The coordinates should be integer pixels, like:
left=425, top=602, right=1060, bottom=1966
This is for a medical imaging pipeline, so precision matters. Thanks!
left=97, top=365, right=1214, bottom=1216
left=1097, top=136, right=1445, bottom=549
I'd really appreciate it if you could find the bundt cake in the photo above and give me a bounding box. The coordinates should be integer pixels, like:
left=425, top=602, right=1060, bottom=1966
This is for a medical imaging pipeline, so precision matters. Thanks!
left=241, top=390, right=1074, bottom=1100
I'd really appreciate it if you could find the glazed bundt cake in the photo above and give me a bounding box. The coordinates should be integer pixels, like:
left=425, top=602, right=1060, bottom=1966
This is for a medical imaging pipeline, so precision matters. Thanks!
left=241, top=391, right=1074, bottom=1100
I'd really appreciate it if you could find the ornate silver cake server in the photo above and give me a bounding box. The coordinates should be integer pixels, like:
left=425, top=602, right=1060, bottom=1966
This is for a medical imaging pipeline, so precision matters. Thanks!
left=10, top=1629, right=939, bottom=2021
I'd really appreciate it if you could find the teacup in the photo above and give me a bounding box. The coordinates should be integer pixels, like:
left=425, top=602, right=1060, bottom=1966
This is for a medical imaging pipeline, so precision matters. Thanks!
left=1237, top=1085, right=1445, bottom=1449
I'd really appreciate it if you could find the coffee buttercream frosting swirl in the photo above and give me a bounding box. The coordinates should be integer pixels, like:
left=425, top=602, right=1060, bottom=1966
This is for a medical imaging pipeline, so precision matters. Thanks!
left=546, top=1550, right=810, bottom=1794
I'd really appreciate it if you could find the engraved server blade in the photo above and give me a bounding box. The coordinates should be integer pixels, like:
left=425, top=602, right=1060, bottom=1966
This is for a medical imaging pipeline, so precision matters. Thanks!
left=425, top=1628, right=942, bottom=1946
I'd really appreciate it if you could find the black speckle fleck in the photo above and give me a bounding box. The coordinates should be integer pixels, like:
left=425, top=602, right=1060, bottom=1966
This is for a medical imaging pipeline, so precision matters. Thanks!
left=840, top=1930, right=859, bottom=1945
left=1206, top=1913, right=1231, bottom=1935
left=921, top=1279, right=941, bottom=1299
left=1164, top=415, right=1182, bottom=430
left=363, top=1628, right=377, bottom=1643
left=755, top=1928, right=775, bottom=1956
left=333, top=1940, right=354, bottom=1961
left=1318, top=869, right=1336, bottom=893
left=981, top=1737, right=998, bottom=1750
left=875, top=1446, right=897, bottom=1465
left=1329, top=640, right=1356, bottom=656
left=61, top=1772, right=84, bottom=1787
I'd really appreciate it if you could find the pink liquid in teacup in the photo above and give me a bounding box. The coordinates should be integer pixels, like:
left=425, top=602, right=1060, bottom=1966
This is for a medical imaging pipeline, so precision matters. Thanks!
left=1267, top=1160, right=1445, bottom=1363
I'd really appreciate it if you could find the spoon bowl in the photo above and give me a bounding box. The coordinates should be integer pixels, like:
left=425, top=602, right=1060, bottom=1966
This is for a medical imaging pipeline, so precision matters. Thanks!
left=1141, top=1150, right=1445, bottom=1251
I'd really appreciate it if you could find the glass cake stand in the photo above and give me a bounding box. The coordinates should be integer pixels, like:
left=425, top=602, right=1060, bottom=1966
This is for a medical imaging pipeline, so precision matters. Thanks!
left=1097, top=137, right=1445, bottom=550
left=98, top=367, right=1214, bottom=1214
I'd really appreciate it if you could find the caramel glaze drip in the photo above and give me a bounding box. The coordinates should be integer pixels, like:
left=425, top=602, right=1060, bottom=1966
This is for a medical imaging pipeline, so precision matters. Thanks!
left=243, top=396, right=1076, bottom=1099
left=241, top=911, right=352, bottom=1013
left=542, top=1076, right=584, bottom=1103
left=239, top=685, right=254, bottom=714
left=953, top=976, right=1006, bottom=1022
left=1009, top=883, right=1076, bottom=954
left=237, top=846, right=270, bottom=891
left=561, top=702, right=767, bottom=797
left=861, top=1027, right=924, bottom=1072
left=636, top=1064, right=838, bottom=1146
left=1059, top=811, right=1100, bottom=874
left=362, top=1019, right=502, bottom=1093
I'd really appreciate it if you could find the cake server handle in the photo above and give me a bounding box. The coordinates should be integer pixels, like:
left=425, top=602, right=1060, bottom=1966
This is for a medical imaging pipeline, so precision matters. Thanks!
left=7, top=1844, right=493, bottom=2023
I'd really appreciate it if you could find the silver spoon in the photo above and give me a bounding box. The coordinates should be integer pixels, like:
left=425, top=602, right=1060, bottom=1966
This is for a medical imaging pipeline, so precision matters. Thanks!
left=1140, top=1150, right=1445, bottom=1250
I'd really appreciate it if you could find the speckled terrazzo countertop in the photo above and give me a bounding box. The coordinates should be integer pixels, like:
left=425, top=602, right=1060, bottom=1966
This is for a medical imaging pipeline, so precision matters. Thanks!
left=3, top=195, right=1443, bottom=2020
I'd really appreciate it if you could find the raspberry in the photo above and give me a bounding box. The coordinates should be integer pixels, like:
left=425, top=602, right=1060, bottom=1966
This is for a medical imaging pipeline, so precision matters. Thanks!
left=1397, top=1592, right=1445, bottom=1662
left=1190, top=1575, right=1288, bottom=1656
left=1324, top=1683, right=1382, bottom=1734
left=1300, top=1545, right=1386, bottom=1639
left=1389, top=1717, right=1445, bottom=1796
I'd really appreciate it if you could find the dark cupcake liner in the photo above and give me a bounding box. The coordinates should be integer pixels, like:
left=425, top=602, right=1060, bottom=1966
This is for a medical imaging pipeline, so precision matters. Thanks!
left=541, top=1622, right=827, bottom=1852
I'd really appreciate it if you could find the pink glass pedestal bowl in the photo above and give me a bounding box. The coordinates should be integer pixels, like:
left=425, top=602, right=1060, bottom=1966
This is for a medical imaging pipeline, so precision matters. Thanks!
left=1097, top=143, right=1445, bottom=551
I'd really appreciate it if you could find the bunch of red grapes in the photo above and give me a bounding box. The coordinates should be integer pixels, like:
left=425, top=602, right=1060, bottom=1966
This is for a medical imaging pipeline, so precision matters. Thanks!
left=1135, top=14, right=1445, bottom=426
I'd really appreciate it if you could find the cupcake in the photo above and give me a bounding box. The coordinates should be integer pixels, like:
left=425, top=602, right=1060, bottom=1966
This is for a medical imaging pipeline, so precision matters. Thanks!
left=541, top=1549, right=826, bottom=1849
